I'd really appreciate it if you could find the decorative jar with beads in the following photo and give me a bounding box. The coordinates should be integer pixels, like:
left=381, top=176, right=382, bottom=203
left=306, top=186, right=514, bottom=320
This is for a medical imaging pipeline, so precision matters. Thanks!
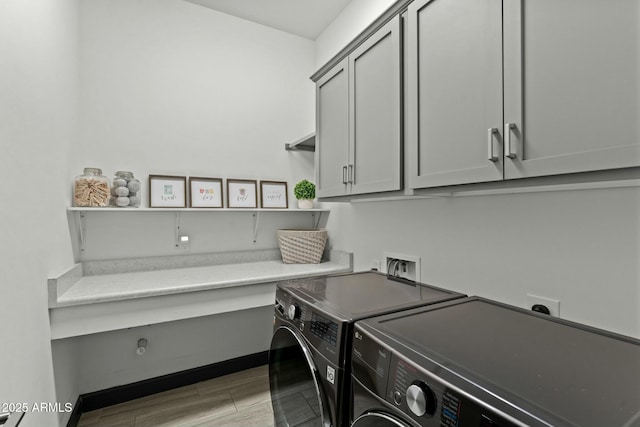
left=111, top=171, right=141, bottom=208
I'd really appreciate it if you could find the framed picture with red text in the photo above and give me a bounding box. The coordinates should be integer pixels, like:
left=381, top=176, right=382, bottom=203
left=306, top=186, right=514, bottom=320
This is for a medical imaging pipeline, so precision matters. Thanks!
left=189, top=177, right=223, bottom=208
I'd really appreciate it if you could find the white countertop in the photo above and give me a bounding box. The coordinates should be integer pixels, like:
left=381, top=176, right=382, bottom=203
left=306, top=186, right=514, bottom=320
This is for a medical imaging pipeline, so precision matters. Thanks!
left=55, top=258, right=351, bottom=307
left=48, top=250, right=352, bottom=339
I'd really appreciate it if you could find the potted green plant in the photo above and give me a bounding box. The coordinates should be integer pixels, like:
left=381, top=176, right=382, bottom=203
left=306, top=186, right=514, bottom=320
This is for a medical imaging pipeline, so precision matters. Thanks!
left=294, top=179, right=316, bottom=209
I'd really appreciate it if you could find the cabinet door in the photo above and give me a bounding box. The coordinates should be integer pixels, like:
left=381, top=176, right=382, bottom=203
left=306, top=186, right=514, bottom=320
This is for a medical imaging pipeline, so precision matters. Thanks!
left=316, top=59, right=350, bottom=198
left=408, top=0, right=503, bottom=189
left=504, top=0, right=640, bottom=179
left=349, top=15, right=402, bottom=195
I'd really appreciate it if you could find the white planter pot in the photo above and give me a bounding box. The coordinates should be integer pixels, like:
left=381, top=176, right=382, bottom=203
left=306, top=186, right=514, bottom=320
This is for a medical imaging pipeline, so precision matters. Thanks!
left=297, top=199, right=314, bottom=209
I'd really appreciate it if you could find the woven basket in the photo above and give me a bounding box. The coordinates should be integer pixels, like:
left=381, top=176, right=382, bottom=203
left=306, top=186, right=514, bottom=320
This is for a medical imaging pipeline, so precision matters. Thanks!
left=277, top=229, right=328, bottom=264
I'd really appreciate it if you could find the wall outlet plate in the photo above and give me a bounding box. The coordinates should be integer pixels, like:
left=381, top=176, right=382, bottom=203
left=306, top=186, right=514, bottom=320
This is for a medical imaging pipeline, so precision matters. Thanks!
left=176, top=235, right=191, bottom=251
left=526, top=293, right=560, bottom=317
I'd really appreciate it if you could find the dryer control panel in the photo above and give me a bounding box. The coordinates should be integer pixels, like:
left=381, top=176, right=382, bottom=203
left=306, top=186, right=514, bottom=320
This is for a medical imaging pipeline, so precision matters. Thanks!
left=274, top=287, right=345, bottom=367
left=389, top=353, right=519, bottom=426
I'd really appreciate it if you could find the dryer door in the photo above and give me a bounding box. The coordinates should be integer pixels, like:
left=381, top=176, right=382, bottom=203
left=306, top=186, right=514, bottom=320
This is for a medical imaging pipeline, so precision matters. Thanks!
left=352, top=412, right=411, bottom=427
left=269, top=326, right=330, bottom=427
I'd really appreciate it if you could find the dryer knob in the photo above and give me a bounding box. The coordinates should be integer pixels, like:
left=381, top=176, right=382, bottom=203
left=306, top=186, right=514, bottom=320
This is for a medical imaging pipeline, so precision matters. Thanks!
left=287, top=304, right=300, bottom=320
left=393, top=390, right=403, bottom=405
left=406, top=381, right=436, bottom=417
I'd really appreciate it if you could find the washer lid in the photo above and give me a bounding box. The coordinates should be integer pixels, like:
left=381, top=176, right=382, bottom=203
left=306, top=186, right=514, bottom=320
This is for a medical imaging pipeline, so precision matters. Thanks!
left=364, top=297, right=640, bottom=427
left=280, top=272, right=464, bottom=321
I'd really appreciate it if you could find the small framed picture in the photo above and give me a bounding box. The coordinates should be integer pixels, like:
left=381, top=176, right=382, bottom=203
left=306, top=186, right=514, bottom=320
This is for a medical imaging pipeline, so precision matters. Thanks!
left=189, top=177, right=223, bottom=208
left=260, top=181, right=288, bottom=209
left=149, top=175, right=187, bottom=208
left=227, top=179, right=258, bottom=208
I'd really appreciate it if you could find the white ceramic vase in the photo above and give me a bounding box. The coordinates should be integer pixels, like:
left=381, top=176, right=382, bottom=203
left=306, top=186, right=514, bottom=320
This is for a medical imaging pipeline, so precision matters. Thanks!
left=297, top=199, right=314, bottom=209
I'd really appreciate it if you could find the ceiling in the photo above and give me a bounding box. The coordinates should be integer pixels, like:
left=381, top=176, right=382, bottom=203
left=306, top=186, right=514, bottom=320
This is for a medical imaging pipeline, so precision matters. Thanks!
left=183, top=0, right=353, bottom=40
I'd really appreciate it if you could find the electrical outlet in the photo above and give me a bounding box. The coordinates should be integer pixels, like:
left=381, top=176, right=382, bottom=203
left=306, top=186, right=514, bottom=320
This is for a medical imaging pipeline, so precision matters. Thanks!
left=176, top=235, right=191, bottom=251
left=383, top=252, right=421, bottom=283
left=526, top=294, right=560, bottom=316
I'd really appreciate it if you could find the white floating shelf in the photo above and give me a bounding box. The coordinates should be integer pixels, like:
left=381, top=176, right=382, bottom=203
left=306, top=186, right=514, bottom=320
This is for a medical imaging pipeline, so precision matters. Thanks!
left=67, top=207, right=329, bottom=252
left=284, top=132, right=315, bottom=152
left=67, top=207, right=328, bottom=212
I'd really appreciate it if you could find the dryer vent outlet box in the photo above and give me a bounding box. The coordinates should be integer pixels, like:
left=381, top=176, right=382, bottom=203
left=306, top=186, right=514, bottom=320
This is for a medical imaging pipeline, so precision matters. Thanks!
left=384, top=252, right=421, bottom=283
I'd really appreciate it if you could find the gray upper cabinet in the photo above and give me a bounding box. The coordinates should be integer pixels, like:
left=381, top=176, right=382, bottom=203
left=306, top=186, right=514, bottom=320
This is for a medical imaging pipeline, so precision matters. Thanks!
left=316, top=59, right=349, bottom=198
left=315, top=15, right=402, bottom=198
left=503, top=0, right=639, bottom=179
left=409, top=0, right=640, bottom=189
left=349, top=15, right=402, bottom=195
left=407, top=0, right=504, bottom=188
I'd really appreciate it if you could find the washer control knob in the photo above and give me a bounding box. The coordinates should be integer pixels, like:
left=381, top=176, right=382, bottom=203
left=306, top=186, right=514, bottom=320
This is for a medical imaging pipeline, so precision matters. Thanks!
left=406, top=381, right=436, bottom=417
left=287, top=304, right=300, bottom=321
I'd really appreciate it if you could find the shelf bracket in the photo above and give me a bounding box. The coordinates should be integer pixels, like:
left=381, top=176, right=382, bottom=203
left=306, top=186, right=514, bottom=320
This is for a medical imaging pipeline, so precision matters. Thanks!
left=175, top=211, right=181, bottom=247
left=285, top=132, right=315, bottom=152
left=312, top=211, right=323, bottom=229
left=252, top=212, right=260, bottom=243
left=76, top=211, right=87, bottom=252
left=67, top=207, right=329, bottom=251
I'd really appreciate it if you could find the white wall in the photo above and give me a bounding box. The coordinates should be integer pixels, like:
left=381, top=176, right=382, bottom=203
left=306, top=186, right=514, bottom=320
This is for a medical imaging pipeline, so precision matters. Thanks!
left=74, top=210, right=322, bottom=261
left=59, top=307, right=273, bottom=394
left=314, top=0, right=397, bottom=68
left=49, top=0, right=320, bottom=405
left=77, top=0, right=315, bottom=200
left=326, top=189, right=640, bottom=337
left=2, top=1, right=637, bottom=424
left=0, top=0, right=79, bottom=426
left=71, top=0, right=318, bottom=263
left=315, top=0, right=640, bottom=338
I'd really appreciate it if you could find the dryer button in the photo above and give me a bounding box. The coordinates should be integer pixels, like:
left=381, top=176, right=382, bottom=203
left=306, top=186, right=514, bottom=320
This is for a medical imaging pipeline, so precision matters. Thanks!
left=393, top=390, right=403, bottom=405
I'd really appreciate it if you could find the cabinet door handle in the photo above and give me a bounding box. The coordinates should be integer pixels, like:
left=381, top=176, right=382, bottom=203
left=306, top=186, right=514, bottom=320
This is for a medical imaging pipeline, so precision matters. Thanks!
left=348, top=164, right=353, bottom=184
left=487, top=128, right=499, bottom=162
left=342, top=166, right=348, bottom=184
left=505, top=123, right=517, bottom=159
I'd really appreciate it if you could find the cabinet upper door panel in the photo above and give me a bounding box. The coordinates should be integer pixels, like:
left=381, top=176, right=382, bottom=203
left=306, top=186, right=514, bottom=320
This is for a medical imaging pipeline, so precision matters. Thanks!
left=350, top=16, right=402, bottom=195
left=316, top=59, right=350, bottom=198
left=408, top=0, right=503, bottom=189
left=504, top=0, right=640, bottom=179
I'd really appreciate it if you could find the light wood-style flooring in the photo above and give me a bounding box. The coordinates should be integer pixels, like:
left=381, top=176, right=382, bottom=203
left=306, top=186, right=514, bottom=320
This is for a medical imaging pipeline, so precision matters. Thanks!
left=77, top=365, right=274, bottom=427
